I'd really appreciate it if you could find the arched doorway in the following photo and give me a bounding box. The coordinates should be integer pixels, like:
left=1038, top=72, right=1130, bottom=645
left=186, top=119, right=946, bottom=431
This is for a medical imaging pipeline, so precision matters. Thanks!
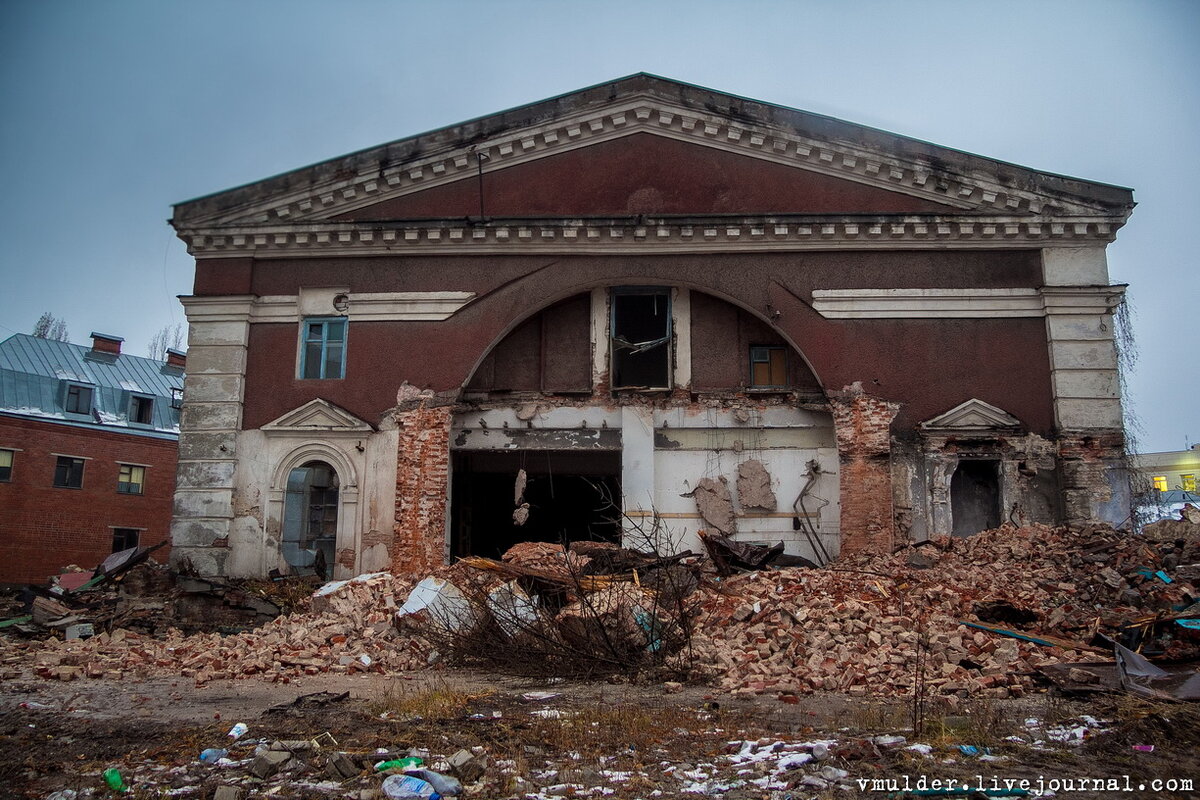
left=282, top=460, right=339, bottom=576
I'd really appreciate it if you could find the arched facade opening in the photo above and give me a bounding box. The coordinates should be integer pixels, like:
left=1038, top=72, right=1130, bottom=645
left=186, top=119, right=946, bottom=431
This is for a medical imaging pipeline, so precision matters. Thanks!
left=449, top=286, right=840, bottom=564
left=281, top=460, right=340, bottom=577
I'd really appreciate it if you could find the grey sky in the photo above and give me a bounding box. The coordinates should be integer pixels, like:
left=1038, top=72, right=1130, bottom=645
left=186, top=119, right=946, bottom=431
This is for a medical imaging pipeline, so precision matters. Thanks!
left=0, top=0, right=1195, bottom=452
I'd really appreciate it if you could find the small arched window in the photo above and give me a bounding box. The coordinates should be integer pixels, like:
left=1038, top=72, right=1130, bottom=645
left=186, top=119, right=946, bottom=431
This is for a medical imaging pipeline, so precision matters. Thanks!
left=282, top=460, right=339, bottom=575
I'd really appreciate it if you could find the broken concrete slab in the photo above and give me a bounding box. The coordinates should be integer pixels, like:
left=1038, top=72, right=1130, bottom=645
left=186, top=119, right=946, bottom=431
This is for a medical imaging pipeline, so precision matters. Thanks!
left=736, top=459, right=777, bottom=512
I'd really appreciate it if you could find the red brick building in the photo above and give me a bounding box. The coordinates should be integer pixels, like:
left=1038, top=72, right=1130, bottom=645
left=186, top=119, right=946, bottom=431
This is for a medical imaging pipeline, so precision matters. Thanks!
left=0, top=333, right=183, bottom=584
left=168, top=75, right=1135, bottom=580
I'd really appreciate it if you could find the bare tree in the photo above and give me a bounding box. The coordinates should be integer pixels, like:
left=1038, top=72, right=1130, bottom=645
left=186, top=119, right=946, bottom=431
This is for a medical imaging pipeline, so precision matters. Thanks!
left=147, top=323, right=186, bottom=360
left=32, top=312, right=69, bottom=342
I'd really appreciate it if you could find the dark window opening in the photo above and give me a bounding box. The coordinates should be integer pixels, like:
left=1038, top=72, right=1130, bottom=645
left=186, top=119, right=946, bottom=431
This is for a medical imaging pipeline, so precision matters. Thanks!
left=130, top=396, right=154, bottom=425
left=451, top=450, right=622, bottom=560
left=301, top=318, right=347, bottom=379
left=54, top=456, right=85, bottom=489
left=611, top=289, right=671, bottom=390
left=750, top=345, right=787, bottom=387
left=170, top=387, right=184, bottom=409
left=0, top=449, right=13, bottom=481
left=112, top=528, right=140, bottom=552
left=282, top=460, right=339, bottom=575
left=65, top=385, right=93, bottom=414
left=951, top=459, right=1001, bottom=537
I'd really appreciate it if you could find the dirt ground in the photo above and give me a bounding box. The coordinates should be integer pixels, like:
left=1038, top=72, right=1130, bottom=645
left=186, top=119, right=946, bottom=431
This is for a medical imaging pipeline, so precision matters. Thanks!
left=1, top=666, right=1197, bottom=800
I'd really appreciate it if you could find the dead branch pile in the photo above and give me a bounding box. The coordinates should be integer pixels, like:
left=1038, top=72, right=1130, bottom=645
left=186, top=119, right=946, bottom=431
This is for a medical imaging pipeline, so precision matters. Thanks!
left=690, top=523, right=1198, bottom=699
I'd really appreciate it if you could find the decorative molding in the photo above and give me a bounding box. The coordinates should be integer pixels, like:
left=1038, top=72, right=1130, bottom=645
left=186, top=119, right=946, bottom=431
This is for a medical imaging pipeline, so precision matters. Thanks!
left=1041, top=284, right=1127, bottom=315
left=813, top=288, right=1043, bottom=319
left=261, top=398, right=374, bottom=435
left=183, top=292, right=474, bottom=322
left=920, top=399, right=1023, bottom=432
left=179, top=215, right=1122, bottom=258
left=176, top=93, right=1127, bottom=231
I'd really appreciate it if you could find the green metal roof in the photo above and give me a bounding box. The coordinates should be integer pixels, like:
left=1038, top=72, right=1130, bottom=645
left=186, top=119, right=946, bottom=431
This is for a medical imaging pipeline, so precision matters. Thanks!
left=0, top=334, right=183, bottom=438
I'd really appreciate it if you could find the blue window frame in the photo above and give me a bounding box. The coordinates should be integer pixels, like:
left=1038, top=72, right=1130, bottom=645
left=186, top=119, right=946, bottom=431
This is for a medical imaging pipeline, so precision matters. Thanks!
left=300, top=318, right=347, bottom=380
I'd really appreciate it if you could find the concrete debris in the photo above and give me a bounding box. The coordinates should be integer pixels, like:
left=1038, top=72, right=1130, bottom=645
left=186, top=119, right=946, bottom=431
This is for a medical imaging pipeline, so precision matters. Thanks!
left=736, top=459, right=777, bottom=512
left=691, top=476, right=736, bottom=534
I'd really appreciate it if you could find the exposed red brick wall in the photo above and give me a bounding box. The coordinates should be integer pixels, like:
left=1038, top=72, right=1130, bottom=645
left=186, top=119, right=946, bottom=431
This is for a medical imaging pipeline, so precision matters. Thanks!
left=391, top=403, right=453, bottom=575
left=0, top=416, right=175, bottom=585
left=829, top=387, right=900, bottom=556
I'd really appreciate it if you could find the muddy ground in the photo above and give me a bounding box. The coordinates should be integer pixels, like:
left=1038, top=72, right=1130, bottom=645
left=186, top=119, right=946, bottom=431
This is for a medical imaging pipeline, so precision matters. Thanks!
left=1, top=667, right=1197, bottom=800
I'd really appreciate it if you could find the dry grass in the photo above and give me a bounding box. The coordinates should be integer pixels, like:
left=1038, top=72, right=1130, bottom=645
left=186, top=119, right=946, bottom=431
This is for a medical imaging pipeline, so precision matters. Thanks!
left=369, top=677, right=482, bottom=721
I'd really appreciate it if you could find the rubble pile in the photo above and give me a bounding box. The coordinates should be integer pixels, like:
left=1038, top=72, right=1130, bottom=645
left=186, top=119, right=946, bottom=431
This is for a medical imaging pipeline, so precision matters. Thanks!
left=0, top=572, right=433, bottom=684
left=691, top=523, right=1197, bottom=698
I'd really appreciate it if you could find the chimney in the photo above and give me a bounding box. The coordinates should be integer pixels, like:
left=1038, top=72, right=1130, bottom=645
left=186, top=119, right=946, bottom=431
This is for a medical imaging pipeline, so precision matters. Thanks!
left=90, top=332, right=123, bottom=355
left=165, top=348, right=187, bottom=370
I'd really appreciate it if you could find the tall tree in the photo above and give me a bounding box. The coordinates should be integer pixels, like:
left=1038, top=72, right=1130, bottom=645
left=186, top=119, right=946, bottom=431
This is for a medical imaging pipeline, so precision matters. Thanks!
left=32, top=312, right=69, bottom=342
left=147, top=323, right=186, bottom=360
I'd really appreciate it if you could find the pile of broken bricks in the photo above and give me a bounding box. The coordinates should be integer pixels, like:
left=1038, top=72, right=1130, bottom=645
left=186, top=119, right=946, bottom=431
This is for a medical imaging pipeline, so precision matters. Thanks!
left=2, top=521, right=1196, bottom=699
left=0, top=572, right=433, bottom=684
left=691, top=522, right=1198, bottom=699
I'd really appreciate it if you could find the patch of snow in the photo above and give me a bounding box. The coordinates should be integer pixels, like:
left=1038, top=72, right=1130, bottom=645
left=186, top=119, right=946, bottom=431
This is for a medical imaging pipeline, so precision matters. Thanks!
left=0, top=406, right=65, bottom=419
left=119, top=380, right=144, bottom=392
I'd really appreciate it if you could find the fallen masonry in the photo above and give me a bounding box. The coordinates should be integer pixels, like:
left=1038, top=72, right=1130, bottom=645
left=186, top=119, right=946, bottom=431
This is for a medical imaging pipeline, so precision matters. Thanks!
left=0, top=521, right=1196, bottom=700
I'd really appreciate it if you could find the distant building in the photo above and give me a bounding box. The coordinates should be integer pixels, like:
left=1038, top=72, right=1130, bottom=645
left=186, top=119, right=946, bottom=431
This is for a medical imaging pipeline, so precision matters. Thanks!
left=0, top=332, right=184, bottom=584
left=167, top=74, right=1135, bottom=580
left=1132, top=445, right=1200, bottom=521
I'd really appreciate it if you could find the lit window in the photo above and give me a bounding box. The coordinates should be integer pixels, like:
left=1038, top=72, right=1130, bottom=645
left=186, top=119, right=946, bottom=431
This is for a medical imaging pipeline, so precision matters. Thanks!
left=112, top=528, right=140, bottom=552
left=54, top=456, right=85, bottom=489
left=130, top=395, right=154, bottom=425
left=750, top=346, right=787, bottom=387
left=300, top=318, right=347, bottom=379
left=1152, top=475, right=1168, bottom=492
left=65, top=384, right=93, bottom=414
left=610, top=288, right=671, bottom=390
left=117, top=464, right=145, bottom=495
left=1183, top=474, right=1197, bottom=493
left=0, top=449, right=12, bottom=482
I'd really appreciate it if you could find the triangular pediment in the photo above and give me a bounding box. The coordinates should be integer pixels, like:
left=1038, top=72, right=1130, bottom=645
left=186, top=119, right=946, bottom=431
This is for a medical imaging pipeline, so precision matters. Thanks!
left=261, top=398, right=373, bottom=434
left=921, top=399, right=1023, bottom=432
left=173, top=74, right=1134, bottom=236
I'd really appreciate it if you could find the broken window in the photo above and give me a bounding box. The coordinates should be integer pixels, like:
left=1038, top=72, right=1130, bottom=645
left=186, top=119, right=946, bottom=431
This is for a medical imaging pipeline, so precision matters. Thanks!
left=611, top=288, right=671, bottom=390
left=112, top=528, right=140, bottom=552
left=950, top=459, right=1001, bottom=537
left=54, top=456, right=85, bottom=489
left=749, top=345, right=787, bottom=387
left=129, top=395, right=154, bottom=425
left=282, top=460, right=339, bottom=574
left=299, top=318, right=347, bottom=380
left=64, top=384, right=93, bottom=415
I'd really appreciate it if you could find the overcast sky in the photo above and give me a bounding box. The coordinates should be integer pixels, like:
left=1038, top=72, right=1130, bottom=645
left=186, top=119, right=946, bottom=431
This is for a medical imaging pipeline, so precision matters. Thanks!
left=0, top=0, right=1195, bottom=452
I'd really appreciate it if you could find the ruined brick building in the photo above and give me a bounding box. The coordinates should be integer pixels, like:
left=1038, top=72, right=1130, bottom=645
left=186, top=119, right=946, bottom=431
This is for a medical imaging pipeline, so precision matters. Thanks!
left=168, top=75, right=1134, bottom=580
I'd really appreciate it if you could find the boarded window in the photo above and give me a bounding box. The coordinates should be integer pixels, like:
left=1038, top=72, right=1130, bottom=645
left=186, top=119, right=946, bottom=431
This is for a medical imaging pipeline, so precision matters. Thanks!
left=611, top=288, right=671, bottom=390
left=750, top=346, right=787, bottom=387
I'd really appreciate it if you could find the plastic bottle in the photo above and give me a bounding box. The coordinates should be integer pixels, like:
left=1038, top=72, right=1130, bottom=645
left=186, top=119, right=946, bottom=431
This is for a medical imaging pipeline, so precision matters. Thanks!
left=374, top=756, right=424, bottom=772
left=199, top=748, right=229, bottom=763
left=102, top=767, right=127, bottom=792
left=380, top=774, right=442, bottom=800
